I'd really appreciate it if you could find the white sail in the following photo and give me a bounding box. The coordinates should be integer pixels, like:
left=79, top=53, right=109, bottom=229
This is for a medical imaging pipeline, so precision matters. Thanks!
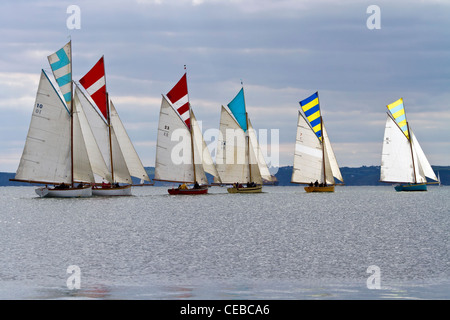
left=75, top=85, right=112, bottom=174
left=155, top=95, right=197, bottom=183
left=15, top=70, right=72, bottom=184
left=109, top=126, right=132, bottom=183
left=410, top=128, right=438, bottom=182
left=215, top=106, right=249, bottom=184
left=75, top=85, right=141, bottom=184
left=109, top=101, right=151, bottom=182
left=190, top=108, right=217, bottom=184
left=73, top=88, right=111, bottom=183
left=380, top=115, right=415, bottom=183
left=291, top=111, right=324, bottom=184
left=322, top=124, right=344, bottom=183
left=248, top=128, right=262, bottom=185
left=248, top=119, right=271, bottom=184
left=72, top=105, right=95, bottom=183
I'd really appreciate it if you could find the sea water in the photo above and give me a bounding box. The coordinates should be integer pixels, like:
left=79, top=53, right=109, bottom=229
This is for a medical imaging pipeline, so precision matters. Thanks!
left=0, top=185, right=448, bottom=300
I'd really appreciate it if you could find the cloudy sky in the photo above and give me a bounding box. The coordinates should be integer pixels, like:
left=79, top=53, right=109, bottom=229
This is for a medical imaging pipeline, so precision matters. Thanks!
left=1, top=0, right=449, bottom=172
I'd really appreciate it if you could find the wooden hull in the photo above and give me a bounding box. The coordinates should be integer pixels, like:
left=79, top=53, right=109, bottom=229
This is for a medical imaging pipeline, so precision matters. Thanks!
left=168, top=187, right=208, bottom=195
left=92, top=185, right=132, bottom=196
left=394, top=183, right=427, bottom=192
left=304, top=185, right=335, bottom=193
left=35, top=185, right=92, bottom=198
left=227, top=186, right=262, bottom=193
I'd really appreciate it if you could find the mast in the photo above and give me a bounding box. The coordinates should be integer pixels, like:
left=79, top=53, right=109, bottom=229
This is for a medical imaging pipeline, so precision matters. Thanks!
left=241, top=82, right=251, bottom=183
left=246, top=112, right=251, bottom=182
left=407, top=121, right=417, bottom=184
left=102, top=56, right=114, bottom=183
left=402, top=100, right=417, bottom=184
left=190, top=108, right=196, bottom=182
left=69, top=40, right=74, bottom=187
left=107, top=92, right=114, bottom=182
left=185, top=67, right=196, bottom=183
left=316, top=92, right=326, bottom=184
left=321, top=116, right=326, bottom=184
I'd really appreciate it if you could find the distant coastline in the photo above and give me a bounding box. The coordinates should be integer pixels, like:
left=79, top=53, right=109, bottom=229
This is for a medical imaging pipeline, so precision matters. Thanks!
left=2, top=166, right=448, bottom=187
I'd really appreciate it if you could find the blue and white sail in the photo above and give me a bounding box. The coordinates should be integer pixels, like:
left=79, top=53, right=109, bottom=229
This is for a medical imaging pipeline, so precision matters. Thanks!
left=47, top=41, right=72, bottom=110
left=215, top=86, right=273, bottom=184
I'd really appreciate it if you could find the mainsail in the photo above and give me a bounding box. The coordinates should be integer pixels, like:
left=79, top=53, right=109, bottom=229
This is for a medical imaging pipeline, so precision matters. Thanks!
left=15, top=70, right=72, bottom=184
left=291, top=92, right=343, bottom=185
left=214, top=87, right=271, bottom=185
left=380, top=98, right=437, bottom=184
left=15, top=41, right=97, bottom=186
left=78, top=57, right=150, bottom=184
left=154, top=73, right=219, bottom=185
left=215, top=106, right=250, bottom=184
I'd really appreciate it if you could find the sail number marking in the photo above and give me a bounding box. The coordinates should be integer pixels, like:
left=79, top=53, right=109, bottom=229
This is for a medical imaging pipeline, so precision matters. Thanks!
left=163, top=125, right=170, bottom=137
left=35, top=103, right=44, bottom=114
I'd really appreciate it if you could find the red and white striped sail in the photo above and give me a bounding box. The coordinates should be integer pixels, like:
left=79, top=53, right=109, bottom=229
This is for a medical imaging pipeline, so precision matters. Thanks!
left=166, top=73, right=190, bottom=128
left=79, top=56, right=108, bottom=119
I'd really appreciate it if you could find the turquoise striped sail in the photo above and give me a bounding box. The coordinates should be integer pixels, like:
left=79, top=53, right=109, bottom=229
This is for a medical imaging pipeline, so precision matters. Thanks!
left=299, top=92, right=322, bottom=141
left=387, top=98, right=409, bottom=139
left=227, top=87, right=247, bottom=132
left=47, top=41, right=72, bottom=109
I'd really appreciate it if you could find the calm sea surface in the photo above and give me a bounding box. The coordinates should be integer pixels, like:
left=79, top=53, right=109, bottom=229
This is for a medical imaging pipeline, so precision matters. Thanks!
left=0, top=185, right=448, bottom=300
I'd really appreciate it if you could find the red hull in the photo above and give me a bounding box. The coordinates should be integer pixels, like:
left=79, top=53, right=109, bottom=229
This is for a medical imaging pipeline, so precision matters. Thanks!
left=168, top=188, right=208, bottom=195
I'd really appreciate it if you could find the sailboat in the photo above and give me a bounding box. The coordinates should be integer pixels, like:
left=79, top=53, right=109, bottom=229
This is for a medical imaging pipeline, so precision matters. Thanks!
left=154, top=72, right=220, bottom=195
left=291, top=92, right=344, bottom=192
left=78, top=56, right=151, bottom=196
left=380, top=98, right=438, bottom=191
left=215, top=85, right=273, bottom=193
left=11, top=41, right=92, bottom=197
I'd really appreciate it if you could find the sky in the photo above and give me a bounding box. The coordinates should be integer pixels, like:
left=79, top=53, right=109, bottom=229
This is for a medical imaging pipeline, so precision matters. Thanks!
left=1, top=0, right=449, bottom=173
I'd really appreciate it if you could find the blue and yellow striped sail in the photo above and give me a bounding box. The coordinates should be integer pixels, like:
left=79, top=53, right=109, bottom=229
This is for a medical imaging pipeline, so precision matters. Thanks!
left=299, top=92, right=322, bottom=141
left=387, top=98, right=409, bottom=139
